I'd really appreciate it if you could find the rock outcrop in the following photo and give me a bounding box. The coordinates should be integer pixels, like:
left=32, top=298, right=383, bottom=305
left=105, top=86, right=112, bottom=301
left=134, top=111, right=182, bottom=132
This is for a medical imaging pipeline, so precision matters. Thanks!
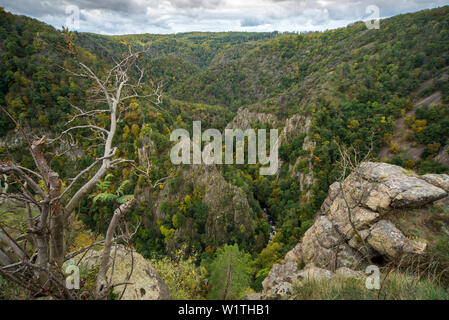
left=435, top=143, right=449, bottom=167
left=137, top=133, right=156, bottom=169
left=278, top=115, right=312, bottom=144
left=69, top=245, right=172, bottom=300
left=278, top=114, right=317, bottom=198
left=227, top=110, right=316, bottom=196
left=154, top=164, right=256, bottom=250
left=260, top=162, right=449, bottom=299
left=226, top=108, right=278, bottom=130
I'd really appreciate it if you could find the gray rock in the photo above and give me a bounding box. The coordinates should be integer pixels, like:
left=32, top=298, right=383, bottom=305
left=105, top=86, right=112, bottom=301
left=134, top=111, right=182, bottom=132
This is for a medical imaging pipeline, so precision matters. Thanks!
left=298, top=263, right=335, bottom=280
left=227, top=108, right=278, bottom=130
left=271, top=282, right=293, bottom=298
left=301, top=216, right=362, bottom=269
left=262, top=162, right=446, bottom=299
left=336, top=267, right=366, bottom=279
left=367, top=220, right=426, bottom=258
left=435, top=144, right=449, bottom=167
left=434, top=195, right=449, bottom=209
left=247, top=293, right=262, bottom=300
left=367, top=220, right=407, bottom=257
left=262, top=261, right=302, bottom=296
left=328, top=198, right=380, bottom=237
left=283, top=243, right=303, bottom=264
left=358, top=162, right=447, bottom=208
left=70, top=245, right=171, bottom=300
left=348, top=229, right=370, bottom=249
left=420, top=174, right=449, bottom=192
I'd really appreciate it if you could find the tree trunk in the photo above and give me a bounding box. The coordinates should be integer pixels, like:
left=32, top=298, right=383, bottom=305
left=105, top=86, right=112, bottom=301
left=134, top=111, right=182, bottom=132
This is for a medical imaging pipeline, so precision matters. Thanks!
left=96, top=198, right=136, bottom=299
left=223, top=254, right=232, bottom=300
left=49, top=206, right=65, bottom=268
left=31, top=142, right=65, bottom=271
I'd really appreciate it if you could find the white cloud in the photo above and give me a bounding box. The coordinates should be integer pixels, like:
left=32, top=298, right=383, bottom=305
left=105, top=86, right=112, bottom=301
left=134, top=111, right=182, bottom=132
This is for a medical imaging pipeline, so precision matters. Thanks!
left=0, top=0, right=447, bottom=34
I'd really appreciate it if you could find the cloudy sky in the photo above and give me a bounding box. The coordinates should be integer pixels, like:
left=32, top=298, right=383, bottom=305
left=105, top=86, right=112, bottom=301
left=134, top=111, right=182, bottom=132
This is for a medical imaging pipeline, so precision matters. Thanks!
left=0, top=0, right=448, bottom=34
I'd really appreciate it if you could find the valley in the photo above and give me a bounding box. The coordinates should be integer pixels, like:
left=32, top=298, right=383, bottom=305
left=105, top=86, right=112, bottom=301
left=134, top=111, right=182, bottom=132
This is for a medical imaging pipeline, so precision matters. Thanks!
left=0, top=5, right=448, bottom=300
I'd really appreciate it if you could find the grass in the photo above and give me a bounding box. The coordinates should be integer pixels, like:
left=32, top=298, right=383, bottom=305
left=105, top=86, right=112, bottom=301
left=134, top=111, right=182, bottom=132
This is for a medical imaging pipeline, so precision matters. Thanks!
left=0, top=275, right=30, bottom=300
left=387, top=204, right=449, bottom=286
left=292, top=272, right=449, bottom=300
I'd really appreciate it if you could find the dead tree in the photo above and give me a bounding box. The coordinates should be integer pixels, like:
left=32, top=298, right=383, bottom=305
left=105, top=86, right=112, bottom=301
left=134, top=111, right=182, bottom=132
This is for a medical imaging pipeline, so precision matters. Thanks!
left=0, top=35, right=163, bottom=299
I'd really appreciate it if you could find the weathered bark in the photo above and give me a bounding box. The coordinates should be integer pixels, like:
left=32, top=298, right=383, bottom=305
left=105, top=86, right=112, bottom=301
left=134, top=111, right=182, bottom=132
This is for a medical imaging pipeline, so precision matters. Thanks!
left=65, top=161, right=109, bottom=214
left=49, top=207, right=65, bottom=268
left=32, top=142, right=65, bottom=267
left=34, top=204, right=49, bottom=269
left=96, top=198, right=136, bottom=299
left=0, top=248, right=11, bottom=265
left=64, top=88, right=117, bottom=215
left=0, top=229, right=26, bottom=260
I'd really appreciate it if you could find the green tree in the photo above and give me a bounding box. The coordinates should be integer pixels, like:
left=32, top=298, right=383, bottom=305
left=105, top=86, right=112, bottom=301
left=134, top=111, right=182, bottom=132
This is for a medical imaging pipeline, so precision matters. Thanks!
left=208, top=244, right=252, bottom=300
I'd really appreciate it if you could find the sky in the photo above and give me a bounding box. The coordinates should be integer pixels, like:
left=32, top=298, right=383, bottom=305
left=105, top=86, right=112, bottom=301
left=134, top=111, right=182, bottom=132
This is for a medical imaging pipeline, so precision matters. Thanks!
left=0, top=0, right=448, bottom=35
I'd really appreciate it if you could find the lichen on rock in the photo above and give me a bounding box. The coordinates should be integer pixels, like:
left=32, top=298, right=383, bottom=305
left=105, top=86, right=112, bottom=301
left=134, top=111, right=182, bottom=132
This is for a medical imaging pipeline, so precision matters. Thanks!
left=260, top=162, right=448, bottom=299
left=69, top=245, right=172, bottom=300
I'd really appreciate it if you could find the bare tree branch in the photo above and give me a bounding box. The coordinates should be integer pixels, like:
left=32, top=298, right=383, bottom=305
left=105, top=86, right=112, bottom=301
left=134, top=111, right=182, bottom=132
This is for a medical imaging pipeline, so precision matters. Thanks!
left=96, top=198, right=136, bottom=299
left=0, top=41, right=161, bottom=299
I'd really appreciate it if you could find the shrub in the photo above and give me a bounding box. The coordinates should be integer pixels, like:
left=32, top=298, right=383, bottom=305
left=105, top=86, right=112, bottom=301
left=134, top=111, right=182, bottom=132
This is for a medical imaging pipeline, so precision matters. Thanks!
left=152, top=250, right=206, bottom=300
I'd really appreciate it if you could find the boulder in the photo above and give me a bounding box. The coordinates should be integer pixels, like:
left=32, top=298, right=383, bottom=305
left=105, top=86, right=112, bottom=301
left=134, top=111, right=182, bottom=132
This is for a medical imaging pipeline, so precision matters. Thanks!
left=336, top=267, right=366, bottom=280
left=420, top=174, right=449, bottom=192
left=367, top=220, right=426, bottom=258
left=261, top=162, right=447, bottom=299
left=327, top=197, right=380, bottom=237
left=357, top=162, right=446, bottom=208
left=71, top=246, right=171, bottom=300
left=434, top=195, right=449, bottom=209
left=298, top=263, right=335, bottom=280
left=283, top=243, right=303, bottom=263
left=247, top=293, right=262, bottom=300
left=270, top=282, right=293, bottom=298
left=366, top=220, right=406, bottom=257
left=301, top=216, right=362, bottom=269
left=262, top=261, right=302, bottom=294
left=262, top=263, right=335, bottom=298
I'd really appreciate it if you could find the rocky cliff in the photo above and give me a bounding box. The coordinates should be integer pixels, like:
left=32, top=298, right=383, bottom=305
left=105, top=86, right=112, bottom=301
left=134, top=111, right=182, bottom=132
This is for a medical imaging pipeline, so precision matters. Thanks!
left=226, top=107, right=278, bottom=130
left=278, top=114, right=316, bottom=196
left=227, top=108, right=317, bottom=194
left=435, top=143, right=449, bottom=167
left=261, top=162, right=449, bottom=299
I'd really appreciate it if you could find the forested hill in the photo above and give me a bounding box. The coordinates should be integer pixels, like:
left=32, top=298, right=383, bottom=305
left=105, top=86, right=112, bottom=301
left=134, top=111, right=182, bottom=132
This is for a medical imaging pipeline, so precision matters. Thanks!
left=0, top=6, right=448, bottom=299
left=2, top=6, right=449, bottom=128
left=78, top=6, right=449, bottom=117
